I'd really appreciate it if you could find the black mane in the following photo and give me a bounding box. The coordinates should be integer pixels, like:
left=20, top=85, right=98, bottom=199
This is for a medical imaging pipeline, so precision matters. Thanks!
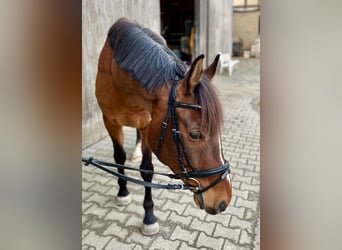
left=108, top=18, right=187, bottom=93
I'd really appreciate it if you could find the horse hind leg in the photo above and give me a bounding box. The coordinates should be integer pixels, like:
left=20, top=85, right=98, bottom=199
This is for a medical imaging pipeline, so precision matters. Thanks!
left=139, top=131, right=159, bottom=235
left=103, top=116, right=131, bottom=206
left=130, top=129, right=142, bottom=162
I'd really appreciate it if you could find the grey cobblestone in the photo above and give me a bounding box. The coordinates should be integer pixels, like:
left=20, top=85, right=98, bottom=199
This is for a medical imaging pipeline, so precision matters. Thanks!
left=82, top=58, right=260, bottom=249
left=162, top=200, right=187, bottom=214
left=105, top=238, right=136, bottom=250
left=86, top=192, right=112, bottom=205
left=168, top=211, right=192, bottom=226
left=82, top=231, right=111, bottom=249
left=127, top=232, right=155, bottom=246
left=214, top=223, right=241, bottom=243
left=83, top=203, right=109, bottom=219
left=183, top=204, right=207, bottom=220
left=196, top=232, right=225, bottom=249
left=241, top=182, right=260, bottom=193
left=150, top=236, right=180, bottom=250
left=170, top=225, right=198, bottom=245
left=104, top=209, right=129, bottom=224
left=103, top=222, right=129, bottom=240
left=190, top=217, right=216, bottom=236
left=226, top=205, right=245, bottom=219
left=236, top=197, right=258, bottom=211
left=179, top=242, right=206, bottom=250
left=230, top=216, right=254, bottom=234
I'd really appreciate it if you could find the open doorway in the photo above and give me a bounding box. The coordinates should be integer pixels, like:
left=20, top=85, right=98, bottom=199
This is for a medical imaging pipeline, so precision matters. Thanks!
left=160, top=0, right=194, bottom=64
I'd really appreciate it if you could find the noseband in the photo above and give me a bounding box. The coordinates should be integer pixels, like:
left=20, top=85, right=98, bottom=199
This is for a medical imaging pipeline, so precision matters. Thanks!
left=156, top=80, right=230, bottom=195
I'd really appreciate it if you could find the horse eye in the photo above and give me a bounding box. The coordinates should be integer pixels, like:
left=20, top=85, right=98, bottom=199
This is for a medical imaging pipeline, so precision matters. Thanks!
left=189, top=132, right=203, bottom=140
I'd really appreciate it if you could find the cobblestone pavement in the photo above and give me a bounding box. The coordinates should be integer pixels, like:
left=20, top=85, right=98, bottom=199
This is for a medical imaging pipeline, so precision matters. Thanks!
left=82, top=58, right=260, bottom=249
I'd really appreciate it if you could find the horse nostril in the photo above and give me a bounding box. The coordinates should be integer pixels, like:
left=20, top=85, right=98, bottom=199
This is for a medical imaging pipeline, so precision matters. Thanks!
left=216, top=201, right=228, bottom=213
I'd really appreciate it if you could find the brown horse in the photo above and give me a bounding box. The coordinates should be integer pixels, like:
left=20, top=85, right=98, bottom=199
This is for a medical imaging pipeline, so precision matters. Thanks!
left=95, top=18, right=232, bottom=235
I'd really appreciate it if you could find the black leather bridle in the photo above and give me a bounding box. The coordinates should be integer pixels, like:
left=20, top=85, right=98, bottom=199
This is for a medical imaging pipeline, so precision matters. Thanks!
left=156, top=80, right=230, bottom=195
left=82, top=80, right=230, bottom=196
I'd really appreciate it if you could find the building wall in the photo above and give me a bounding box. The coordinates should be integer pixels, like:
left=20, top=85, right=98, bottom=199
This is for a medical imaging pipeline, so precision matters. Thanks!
left=195, top=0, right=233, bottom=67
left=233, top=11, right=260, bottom=50
left=82, top=0, right=160, bottom=148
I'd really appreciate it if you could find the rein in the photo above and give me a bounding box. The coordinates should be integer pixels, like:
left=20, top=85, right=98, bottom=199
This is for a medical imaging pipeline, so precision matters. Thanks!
left=82, top=80, right=230, bottom=195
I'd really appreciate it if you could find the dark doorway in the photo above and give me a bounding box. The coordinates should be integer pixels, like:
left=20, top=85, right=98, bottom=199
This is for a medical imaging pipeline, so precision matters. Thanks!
left=160, top=0, right=194, bottom=64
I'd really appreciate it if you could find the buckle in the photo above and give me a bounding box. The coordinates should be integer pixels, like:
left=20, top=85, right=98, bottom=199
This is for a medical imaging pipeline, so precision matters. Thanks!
left=184, top=177, right=201, bottom=192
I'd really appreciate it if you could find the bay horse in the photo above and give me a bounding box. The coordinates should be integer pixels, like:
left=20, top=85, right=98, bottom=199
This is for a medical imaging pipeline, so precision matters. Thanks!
left=95, top=18, right=232, bottom=235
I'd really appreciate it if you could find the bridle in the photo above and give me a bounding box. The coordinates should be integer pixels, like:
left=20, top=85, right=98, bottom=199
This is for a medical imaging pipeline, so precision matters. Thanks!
left=156, top=80, right=230, bottom=196
left=82, top=80, right=230, bottom=197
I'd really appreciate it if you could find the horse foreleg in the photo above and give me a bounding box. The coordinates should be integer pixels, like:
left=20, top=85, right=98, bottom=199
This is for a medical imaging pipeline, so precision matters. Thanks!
left=103, top=116, right=131, bottom=205
left=140, top=137, right=159, bottom=235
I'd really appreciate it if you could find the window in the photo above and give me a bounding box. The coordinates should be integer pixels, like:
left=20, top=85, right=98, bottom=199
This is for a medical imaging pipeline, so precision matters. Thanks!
left=234, top=0, right=260, bottom=12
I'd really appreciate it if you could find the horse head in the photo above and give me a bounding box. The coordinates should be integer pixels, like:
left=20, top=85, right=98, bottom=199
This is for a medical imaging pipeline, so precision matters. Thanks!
left=152, top=54, right=232, bottom=215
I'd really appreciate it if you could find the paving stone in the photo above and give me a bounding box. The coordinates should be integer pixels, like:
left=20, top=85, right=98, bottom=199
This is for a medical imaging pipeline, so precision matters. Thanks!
left=125, top=202, right=144, bottom=217
left=222, top=240, right=250, bottom=250
left=150, top=236, right=180, bottom=250
left=126, top=231, right=155, bottom=246
left=232, top=180, right=241, bottom=189
left=230, top=216, right=254, bottom=234
left=105, top=237, right=136, bottom=250
left=232, top=188, right=249, bottom=200
left=82, top=201, right=93, bottom=212
left=214, top=223, right=241, bottom=243
left=126, top=214, right=143, bottom=228
left=152, top=196, right=167, bottom=208
left=233, top=174, right=252, bottom=184
left=170, top=225, right=198, bottom=245
left=237, top=163, right=255, bottom=172
left=88, top=182, right=112, bottom=194
left=82, top=244, right=96, bottom=250
left=82, top=229, right=90, bottom=239
left=179, top=242, right=206, bottom=250
left=82, top=180, right=95, bottom=190
left=240, top=182, right=259, bottom=193
left=204, top=212, right=231, bottom=227
left=190, top=217, right=216, bottom=236
left=226, top=205, right=245, bottom=219
left=178, top=192, right=194, bottom=204
left=104, top=208, right=129, bottom=223
left=239, top=229, right=253, bottom=246
left=183, top=204, right=206, bottom=220
left=244, top=170, right=259, bottom=178
left=154, top=209, right=171, bottom=222
left=168, top=211, right=192, bottom=226
left=103, top=222, right=129, bottom=240
left=83, top=203, right=109, bottom=219
left=196, top=232, right=225, bottom=249
left=252, top=178, right=260, bottom=185
left=236, top=197, right=258, bottom=211
left=82, top=231, right=111, bottom=250
left=92, top=174, right=111, bottom=185
left=86, top=192, right=112, bottom=205
left=82, top=191, right=94, bottom=200
left=162, top=200, right=187, bottom=214
left=162, top=190, right=182, bottom=202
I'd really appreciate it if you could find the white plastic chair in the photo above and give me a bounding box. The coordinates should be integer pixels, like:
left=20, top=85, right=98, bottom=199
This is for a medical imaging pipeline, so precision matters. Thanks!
left=218, top=53, right=239, bottom=76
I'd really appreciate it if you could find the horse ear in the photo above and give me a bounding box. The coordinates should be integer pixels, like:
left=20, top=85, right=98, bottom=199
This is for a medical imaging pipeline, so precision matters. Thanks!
left=204, top=54, right=220, bottom=79
left=185, top=54, right=204, bottom=94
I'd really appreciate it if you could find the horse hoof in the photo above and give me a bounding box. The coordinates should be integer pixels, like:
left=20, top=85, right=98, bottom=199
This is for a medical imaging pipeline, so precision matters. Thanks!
left=141, top=222, right=159, bottom=236
left=116, top=194, right=131, bottom=206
